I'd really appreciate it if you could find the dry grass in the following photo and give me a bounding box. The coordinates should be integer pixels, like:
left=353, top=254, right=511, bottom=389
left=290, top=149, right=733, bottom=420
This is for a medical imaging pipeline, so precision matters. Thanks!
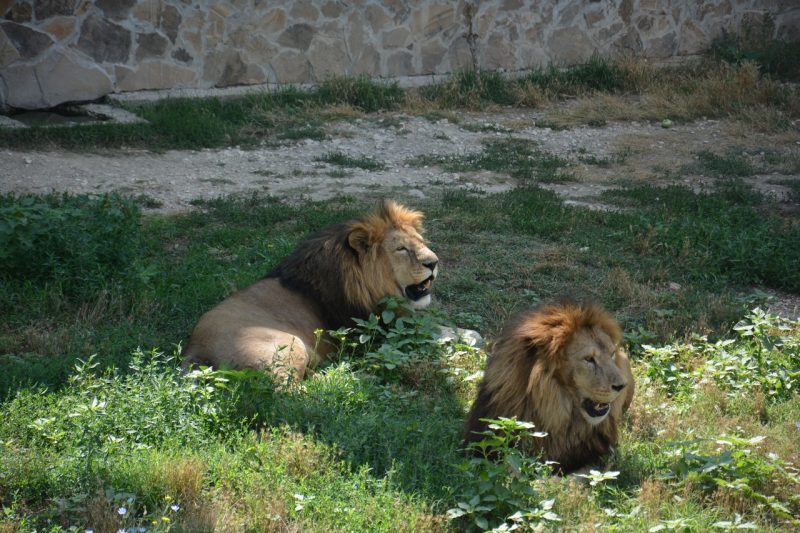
left=547, top=61, right=800, bottom=130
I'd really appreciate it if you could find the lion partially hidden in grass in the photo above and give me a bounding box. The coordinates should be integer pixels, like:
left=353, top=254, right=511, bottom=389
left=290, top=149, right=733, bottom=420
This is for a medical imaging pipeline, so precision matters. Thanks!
left=182, top=200, right=438, bottom=379
left=463, top=301, right=634, bottom=473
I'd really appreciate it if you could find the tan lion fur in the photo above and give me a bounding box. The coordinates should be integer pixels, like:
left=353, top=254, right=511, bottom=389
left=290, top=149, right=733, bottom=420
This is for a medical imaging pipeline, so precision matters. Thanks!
left=182, top=200, right=438, bottom=380
left=463, top=301, right=634, bottom=473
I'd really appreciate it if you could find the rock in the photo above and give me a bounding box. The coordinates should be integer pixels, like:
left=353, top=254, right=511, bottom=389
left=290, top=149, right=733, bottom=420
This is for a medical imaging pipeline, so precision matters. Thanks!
left=270, top=49, right=311, bottom=82
left=308, top=35, right=349, bottom=79
left=96, top=0, right=136, bottom=20
left=1, top=48, right=112, bottom=108
left=34, top=0, right=77, bottom=20
left=0, top=26, right=21, bottom=67
left=0, top=21, right=54, bottom=60
left=116, top=61, right=195, bottom=92
left=135, top=32, right=168, bottom=61
left=548, top=27, right=596, bottom=63
left=436, top=326, right=485, bottom=348
left=278, top=23, right=314, bottom=51
left=76, top=14, right=131, bottom=63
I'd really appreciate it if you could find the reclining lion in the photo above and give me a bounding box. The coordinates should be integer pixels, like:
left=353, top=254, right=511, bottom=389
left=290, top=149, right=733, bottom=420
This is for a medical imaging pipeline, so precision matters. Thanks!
left=182, top=200, right=439, bottom=379
left=463, top=301, right=634, bottom=473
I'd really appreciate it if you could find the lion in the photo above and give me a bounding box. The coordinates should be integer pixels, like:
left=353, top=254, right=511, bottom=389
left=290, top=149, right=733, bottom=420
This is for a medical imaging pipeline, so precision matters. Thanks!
left=463, top=301, right=634, bottom=474
left=182, top=200, right=439, bottom=379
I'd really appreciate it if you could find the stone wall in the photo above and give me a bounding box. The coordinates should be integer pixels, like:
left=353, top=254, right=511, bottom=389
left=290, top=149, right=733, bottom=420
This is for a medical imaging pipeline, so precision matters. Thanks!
left=1, top=0, right=798, bottom=110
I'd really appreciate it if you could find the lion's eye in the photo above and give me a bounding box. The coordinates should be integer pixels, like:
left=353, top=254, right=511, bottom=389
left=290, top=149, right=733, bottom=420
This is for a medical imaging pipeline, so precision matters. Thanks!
left=584, top=356, right=596, bottom=365
left=396, top=246, right=409, bottom=253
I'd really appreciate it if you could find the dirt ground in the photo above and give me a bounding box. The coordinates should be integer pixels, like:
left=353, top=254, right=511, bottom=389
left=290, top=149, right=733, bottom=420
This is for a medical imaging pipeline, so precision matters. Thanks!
left=1, top=108, right=798, bottom=317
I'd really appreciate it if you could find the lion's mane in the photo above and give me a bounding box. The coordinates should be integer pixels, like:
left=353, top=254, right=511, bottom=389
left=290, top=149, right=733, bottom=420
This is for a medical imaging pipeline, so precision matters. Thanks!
left=266, top=200, right=424, bottom=329
left=463, top=301, right=633, bottom=473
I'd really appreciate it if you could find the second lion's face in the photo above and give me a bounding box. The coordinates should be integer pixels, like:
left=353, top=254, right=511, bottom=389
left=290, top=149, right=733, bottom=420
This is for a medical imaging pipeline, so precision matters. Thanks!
left=382, top=225, right=439, bottom=309
left=563, top=326, right=629, bottom=425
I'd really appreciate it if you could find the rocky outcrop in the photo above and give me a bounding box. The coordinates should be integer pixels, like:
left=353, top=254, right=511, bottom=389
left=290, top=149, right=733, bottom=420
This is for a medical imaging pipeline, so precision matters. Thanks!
left=0, top=0, right=798, bottom=110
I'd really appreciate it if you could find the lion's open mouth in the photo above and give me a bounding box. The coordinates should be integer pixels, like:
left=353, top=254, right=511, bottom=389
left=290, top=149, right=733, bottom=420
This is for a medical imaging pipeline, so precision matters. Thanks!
left=581, top=399, right=611, bottom=418
left=404, top=275, right=434, bottom=301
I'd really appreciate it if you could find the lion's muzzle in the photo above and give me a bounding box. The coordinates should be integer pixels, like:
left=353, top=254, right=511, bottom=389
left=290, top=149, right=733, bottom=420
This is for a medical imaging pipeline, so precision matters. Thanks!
left=405, top=274, right=434, bottom=302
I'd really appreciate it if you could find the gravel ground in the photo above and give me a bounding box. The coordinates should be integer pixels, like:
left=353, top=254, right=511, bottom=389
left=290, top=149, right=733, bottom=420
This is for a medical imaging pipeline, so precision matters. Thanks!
left=6, top=110, right=789, bottom=212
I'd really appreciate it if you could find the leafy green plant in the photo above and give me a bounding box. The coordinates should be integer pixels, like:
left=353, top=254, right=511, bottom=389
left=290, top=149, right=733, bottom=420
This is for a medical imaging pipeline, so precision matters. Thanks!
left=663, top=434, right=800, bottom=522
left=327, top=296, right=443, bottom=383
left=0, top=193, right=143, bottom=299
left=642, top=309, right=799, bottom=402
left=448, top=417, right=555, bottom=532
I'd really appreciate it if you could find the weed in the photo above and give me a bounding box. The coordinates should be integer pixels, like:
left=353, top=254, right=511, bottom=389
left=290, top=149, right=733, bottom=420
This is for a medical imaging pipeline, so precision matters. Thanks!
left=710, top=16, right=800, bottom=82
left=664, top=434, right=799, bottom=522
left=448, top=417, right=555, bottom=531
left=314, top=76, right=404, bottom=112
left=315, top=151, right=387, bottom=170
left=409, top=137, right=572, bottom=184
left=0, top=193, right=143, bottom=300
left=688, top=149, right=758, bottom=177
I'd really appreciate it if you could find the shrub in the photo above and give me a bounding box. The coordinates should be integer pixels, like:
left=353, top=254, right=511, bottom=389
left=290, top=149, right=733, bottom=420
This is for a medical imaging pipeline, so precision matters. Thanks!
left=641, top=308, right=800, bottom=403
left=0, top=193, right=143, bottom=299
left=447, top=417, right=557, bottom=532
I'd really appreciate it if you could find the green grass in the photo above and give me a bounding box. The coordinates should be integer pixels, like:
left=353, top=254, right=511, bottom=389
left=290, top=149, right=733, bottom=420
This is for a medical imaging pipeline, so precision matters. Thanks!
left=315, top=151, right=387, bottom=170
left=687, top=149, right=758, bottom=177
left=409, top=137, right=573, bottom=184
left=0, top=78, right=400, bottom=152
left=1, top=186, right=799, bottom=530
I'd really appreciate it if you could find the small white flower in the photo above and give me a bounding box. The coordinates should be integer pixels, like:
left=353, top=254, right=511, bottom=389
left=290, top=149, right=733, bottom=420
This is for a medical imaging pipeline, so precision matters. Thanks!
left=85, top=529, right=94, bottom=533
left=117, top=506, right=127, bottom=515
left=170, top=504, right=180, bottom=512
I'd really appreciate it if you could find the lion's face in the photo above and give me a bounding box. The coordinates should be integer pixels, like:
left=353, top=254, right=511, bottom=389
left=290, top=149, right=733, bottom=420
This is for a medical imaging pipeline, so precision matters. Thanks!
left=381, top=225, right=439, bottom=309
left=562, top=326, right=629, bottom=425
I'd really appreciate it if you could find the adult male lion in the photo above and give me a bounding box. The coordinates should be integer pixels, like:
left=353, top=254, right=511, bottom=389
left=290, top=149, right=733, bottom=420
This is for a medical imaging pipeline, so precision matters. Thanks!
left=463, top=301, right=634, bottom=473
left=182, top=200, right=438, bottom=379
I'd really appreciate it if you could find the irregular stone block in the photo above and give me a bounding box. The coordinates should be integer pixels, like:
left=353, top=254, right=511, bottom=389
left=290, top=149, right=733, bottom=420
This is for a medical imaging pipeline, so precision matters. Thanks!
left=383, top=26, right=409, bottom=49
left=353, top=45, right=380, bottom=75
left=421, top=39, right=446, bottom=73
left=42, top=16, right=76, bottom=41
left=161, top=5, right=181, bottom=43
left=171, top=47, right=192, bottom=63
left=135, top=31, right=168, bottom=61
left=0, top=21, right=53, bottom=60
left=308, top=35, right=349, bottom=78
left=386, top=50, right=413, bottom=76
left=0, top=25, right=20, bottom=66
left=485, top=31, right=516, bottom=69
left=4, top=1, right=32, bottom=23
left=424, top=4, right=456, bottom=37
left=270, top=49, right=311, bottom=82
left=365, top=4, right=390, bottom=33
left=321, top=1, right=342, bottom=18
left=203, top=49, right=265, bottom=87
left=34, top=0, right=76, bottom=20
left=279, top=23, right=314, bottom=51
left=290, top=0, right=319, bottom=22
left=76, top=14, right=131, bottom=63
left=548, top=27, right=597, bottom=64
left=2, top=48, right=111, bottom=108
left=116, top=60, right=195, bottom=91
left=644, top=31, right=677, bottom=58
left=96, top=0, right=136, bottom=20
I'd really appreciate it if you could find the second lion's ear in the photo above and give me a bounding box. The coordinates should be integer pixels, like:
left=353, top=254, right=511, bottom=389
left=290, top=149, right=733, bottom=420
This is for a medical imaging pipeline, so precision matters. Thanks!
left=347, top=224, right=371, bottom=254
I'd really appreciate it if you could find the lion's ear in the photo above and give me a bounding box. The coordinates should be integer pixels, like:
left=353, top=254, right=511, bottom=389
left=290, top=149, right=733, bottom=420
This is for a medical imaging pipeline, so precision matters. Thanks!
left=347, top=225, right=370, bottom=253
left=348, top=221, right=385, bottom=254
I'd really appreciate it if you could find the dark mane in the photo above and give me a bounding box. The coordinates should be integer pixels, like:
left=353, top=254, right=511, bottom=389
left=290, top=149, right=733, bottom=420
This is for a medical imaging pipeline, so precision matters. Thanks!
left=265, top=223, right=371, bottom=330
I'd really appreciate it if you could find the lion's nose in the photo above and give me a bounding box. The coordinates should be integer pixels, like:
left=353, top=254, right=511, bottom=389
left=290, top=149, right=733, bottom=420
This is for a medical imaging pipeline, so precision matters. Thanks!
left=423, top=259, right=438, bottom=272
left=612, top=382, right=626, bottom=392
